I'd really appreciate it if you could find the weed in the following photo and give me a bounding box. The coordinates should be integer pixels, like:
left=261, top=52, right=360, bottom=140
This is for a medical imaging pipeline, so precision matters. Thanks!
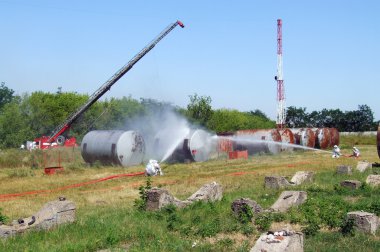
left=369, top=200, right=380, bottom=215
left=216, top=238, right=234, bottom=251
left=236, top=240, right=250, bottom=252
left=0, top=208, right=8, bottom=224
left=241, top=224, right=254, bottom=236
left=163, top=204, right=181, bottom=231
left=196, top=217, right=221, bottom=237
left=302, top=220, right=320, bottom=236
left=340, top=218, right=356, bottom=236
left=7, top=167, right=35, bottom=178
left=133, top=177, right=152, bottom=211
left=236, top=204, right=254, bottom=224
left=254, top=213, right=273, bottom=231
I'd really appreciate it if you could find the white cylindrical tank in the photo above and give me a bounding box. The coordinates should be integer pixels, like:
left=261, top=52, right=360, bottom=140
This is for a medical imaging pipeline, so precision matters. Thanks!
left=81, top=130, right=145, bottom=167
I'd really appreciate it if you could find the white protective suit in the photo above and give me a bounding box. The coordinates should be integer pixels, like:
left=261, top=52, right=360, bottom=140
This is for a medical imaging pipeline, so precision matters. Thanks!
left=352, top=147, right=360, bottom=157
left=145, top=160, right=163, bottom=176
left=332, top=145, right=341, bottom=158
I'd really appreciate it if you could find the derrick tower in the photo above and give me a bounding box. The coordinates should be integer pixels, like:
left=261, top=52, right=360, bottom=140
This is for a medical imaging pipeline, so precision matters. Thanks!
left=275, top=18, right=286, bottom=129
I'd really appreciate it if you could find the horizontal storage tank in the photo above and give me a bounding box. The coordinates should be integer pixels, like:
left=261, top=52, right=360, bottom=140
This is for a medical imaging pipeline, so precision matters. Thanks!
left=234, top=129, right=282, bottom=155
left=189, top=129, right=217, bottom=162
left=279, top=128, right=295, bottom=151
left=290, top=128, right=315, bottom=148
left=158, top=129, right=217, bottom=163
left=329, top=128, right=340, bottom=147
left=313, top=128, right=331, bottom=149
left=81, top=130, right=145, bottom=167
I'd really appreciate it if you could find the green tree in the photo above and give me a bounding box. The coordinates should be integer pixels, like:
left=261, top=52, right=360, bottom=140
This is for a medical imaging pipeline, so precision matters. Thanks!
left=344, top=105, right=374, bottom=132
left=285, top=106, right=309, bottom=128
left=248, top=109, right=270, bottom=120
left=207, top=109, right=274, bottom=132
left=186, top=93, right=213, bottom=126
left=0, top=82, right=14, bottom=110
left=0, top=99, right=33, bottom=148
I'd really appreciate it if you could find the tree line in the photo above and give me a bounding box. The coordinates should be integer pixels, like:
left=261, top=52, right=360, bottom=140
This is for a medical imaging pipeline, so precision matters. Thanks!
left=285, top=105, right=378, bottom=132
left=0, top=82, right=377, bottom=149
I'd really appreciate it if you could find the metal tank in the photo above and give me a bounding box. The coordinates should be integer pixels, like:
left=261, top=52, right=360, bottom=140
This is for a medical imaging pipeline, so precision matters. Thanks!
left=279, top=128, right=295, bottom=151
left=313, top=128, right=331, bottom=149
left=329, top=128, right=340, bottom=147
left=160, top=129, right=217, bottom=163
left=234, top=129, right=282, bottom=155
left=290, top=128, right=316, bottom=148
left=81, top=130, right=145, bottom=167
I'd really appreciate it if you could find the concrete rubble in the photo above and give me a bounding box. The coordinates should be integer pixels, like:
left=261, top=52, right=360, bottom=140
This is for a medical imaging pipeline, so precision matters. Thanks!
left=146, top=181, right=223, bottom=211
left=270, top=191, right=307, bottom=213
left=231, top=198, right=263, bottom=219
left=346, top=211, right=379, bottom=235
left=340, top=180, right=362, bottom=189
left=336, top=165, right=352, bottom=175
left=265, top=175, right=292, bottom=189
left=356, top=161, right=372, bottom=173
left=366, top=175, right=380, bottom=187
left=290, top=171, right=315, bottom=185
left=0, top=197, right=76, bottom=239
left=250, top=230, right=304, bottom=252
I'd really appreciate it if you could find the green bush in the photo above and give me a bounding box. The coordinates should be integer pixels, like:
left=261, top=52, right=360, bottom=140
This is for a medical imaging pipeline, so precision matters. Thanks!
left=340, top=218, right=356, bottom=236
left=133, top=177, right=152, bottom=211
left=0, top=208, right=8, bottom=224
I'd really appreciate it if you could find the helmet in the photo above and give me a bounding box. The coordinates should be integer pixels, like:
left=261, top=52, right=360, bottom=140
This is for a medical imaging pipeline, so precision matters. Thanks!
left=334, top=145, right=338, bottom=148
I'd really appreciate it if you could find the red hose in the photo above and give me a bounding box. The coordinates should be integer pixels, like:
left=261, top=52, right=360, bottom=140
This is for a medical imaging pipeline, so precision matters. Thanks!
left=0, top=171, right=145, bottom=200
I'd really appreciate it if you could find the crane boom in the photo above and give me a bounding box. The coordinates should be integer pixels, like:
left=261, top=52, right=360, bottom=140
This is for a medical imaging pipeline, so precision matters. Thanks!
left=41, top=20, right=184, bottom=146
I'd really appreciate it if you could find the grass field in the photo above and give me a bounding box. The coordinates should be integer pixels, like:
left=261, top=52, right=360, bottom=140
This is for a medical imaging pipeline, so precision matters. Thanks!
left=0, top=136, right=379, bottom=251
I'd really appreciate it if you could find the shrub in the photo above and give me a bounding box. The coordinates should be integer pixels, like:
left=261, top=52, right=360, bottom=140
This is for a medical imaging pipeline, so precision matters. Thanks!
left=340, top=218, right=356, bottom=236
left=133, top=177, right=152, bottom=211
left=254, top=213, right=273, bottom=231
left=0, top=208, right=8, bottom=224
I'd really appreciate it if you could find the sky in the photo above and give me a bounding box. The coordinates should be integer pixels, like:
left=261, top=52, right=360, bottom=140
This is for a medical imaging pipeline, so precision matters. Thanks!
left=1, top=0, right=379, bottom=121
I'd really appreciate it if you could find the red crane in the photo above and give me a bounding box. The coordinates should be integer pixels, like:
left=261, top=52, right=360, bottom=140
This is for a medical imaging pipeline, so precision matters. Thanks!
left=31, top=20, right=185, bottom=149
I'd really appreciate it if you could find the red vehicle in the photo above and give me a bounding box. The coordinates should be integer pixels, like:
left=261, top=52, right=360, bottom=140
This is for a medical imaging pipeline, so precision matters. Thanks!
left=28, top=21, right=184, bottom=150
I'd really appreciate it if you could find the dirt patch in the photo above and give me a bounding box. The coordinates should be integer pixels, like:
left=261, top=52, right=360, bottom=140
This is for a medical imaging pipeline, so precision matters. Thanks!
left=204, top=232, right=257, bottom=249
left=270, top=222, right=303, bottom=232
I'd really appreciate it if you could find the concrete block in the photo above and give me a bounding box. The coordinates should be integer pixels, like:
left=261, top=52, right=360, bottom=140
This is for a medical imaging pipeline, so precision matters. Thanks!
left=146, top=182, right=223, bottom=211
left=340, top=180, right=362, bottom=189
left=336, top=165, right=352, bottom=175
left=0, top=197, right=75, bottom=239
left=250, top=231, right=304, bottom=252
left=290, top=171, right=315, bottom=185
left=231, top=198, right=263, bottom=219
left=347, top=211, right=379, bottom=234
left=265, top=176, right=292, bottom=189
left=356, top=161, right=372, bottom=173
left=366, top=175, right=380, bottom=187
left=270, top=191, right=307, bottom=213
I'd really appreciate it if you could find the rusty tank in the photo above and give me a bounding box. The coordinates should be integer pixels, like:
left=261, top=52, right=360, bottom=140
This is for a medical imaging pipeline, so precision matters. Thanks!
left=278, top=128, right=295, bottom=151
left=313, top=128, right=331, bottom=149
left=329, top=128, right=340, bottom=147
left=234, top=129, right=282, bottom=154
left=290, top=128, right=316, bottom=148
